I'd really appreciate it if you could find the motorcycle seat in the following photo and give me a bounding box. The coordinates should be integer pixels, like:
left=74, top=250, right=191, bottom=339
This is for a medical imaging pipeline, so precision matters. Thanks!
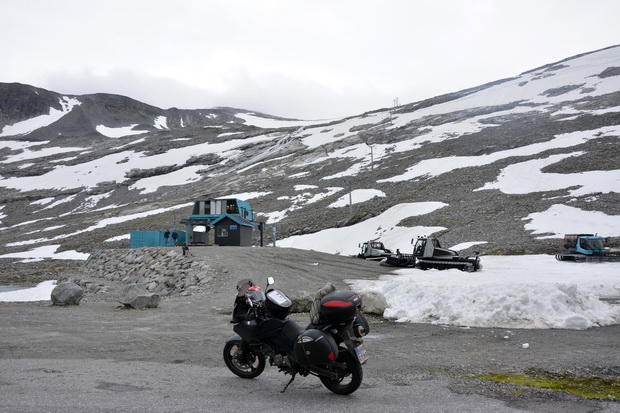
left=282, top=319, right=305, bottom=342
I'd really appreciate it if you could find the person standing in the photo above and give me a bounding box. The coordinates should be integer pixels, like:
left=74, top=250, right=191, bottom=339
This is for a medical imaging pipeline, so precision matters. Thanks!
left=171, top=230, right=179, bottom=246
left=164, top=230, right=170, bottom=246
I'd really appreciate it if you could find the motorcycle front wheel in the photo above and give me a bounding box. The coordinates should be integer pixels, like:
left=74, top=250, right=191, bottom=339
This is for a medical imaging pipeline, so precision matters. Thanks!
left=319, top=351, right=363, bottom=395
left=223, top=342, right=265, bottom=379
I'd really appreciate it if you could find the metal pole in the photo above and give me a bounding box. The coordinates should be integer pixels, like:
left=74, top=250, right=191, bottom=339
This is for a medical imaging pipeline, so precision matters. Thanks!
left=349, top=181, right=353, bottom=216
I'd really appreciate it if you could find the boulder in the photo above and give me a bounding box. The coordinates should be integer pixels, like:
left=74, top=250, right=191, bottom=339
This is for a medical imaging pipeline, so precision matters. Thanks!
left=119, top=284, right=160, bottom=309
left=51, top=282, right=84, bottom=306
left=360, top=291, right=388, bottom=315
left=290, top=293, right=313, bottom=313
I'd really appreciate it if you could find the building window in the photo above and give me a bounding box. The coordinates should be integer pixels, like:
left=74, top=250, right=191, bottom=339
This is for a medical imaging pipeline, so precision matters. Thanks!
left=217, top=226, right=229, bottom=237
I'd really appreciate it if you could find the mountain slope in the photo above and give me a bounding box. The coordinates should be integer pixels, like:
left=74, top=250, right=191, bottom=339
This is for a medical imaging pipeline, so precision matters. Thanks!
left=0, top=46, right=619, bottom=268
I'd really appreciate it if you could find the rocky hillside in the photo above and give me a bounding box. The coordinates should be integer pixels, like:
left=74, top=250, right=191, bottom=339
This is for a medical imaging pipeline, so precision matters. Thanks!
left=0, top=45, right=619, bottom=277
left=0, top=82, right=287, bottom=141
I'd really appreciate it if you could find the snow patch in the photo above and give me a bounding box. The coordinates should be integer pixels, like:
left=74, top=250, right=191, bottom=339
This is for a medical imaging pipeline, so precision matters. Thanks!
left=96, top=124, right=148, bottom=138
left=0, top=97, right=81, bottom=137
left=278, top=202, right=448, bottom=255
left=0, top=280, right=57, bottom=302
left=0, top=245, right=89, bottom=262
left=523, top=204, right=620, bottom=239
left=154, top=116, right=168, bottom=129
left=328, top=189, right=386, bottom=208
left=235, top=113, right=329, bottom=129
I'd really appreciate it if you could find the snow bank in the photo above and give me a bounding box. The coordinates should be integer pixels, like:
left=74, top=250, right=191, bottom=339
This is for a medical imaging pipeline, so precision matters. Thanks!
left=348, top=255, right=620, bottom=330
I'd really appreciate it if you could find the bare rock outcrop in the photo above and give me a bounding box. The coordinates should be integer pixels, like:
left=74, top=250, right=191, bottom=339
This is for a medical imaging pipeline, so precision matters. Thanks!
left=118, top=284, right=160, bottom=309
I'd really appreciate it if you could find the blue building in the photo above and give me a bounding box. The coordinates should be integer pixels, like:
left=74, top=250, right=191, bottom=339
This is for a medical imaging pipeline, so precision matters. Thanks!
left=180, top=198, right=257, bottom=246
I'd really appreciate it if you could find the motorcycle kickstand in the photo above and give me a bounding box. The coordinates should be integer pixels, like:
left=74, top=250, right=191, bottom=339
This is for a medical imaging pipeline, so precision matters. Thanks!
left=281, top=372, right=297, bottom=393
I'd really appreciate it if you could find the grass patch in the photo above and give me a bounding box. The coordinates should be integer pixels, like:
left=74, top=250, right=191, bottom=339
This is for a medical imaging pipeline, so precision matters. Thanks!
left=475, top=371, right=620, bottom=399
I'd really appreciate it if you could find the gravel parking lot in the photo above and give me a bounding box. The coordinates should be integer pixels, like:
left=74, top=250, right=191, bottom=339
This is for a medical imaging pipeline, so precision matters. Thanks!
left=1, top=248, right=619, bottom=412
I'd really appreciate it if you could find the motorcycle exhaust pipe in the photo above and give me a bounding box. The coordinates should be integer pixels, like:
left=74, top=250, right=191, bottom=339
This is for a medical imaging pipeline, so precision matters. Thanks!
left=354, top=324, right=366, bottom=337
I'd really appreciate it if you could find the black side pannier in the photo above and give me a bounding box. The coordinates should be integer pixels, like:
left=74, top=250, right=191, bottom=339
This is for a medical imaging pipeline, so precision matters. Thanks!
left=294, top=329, right=339, bottom=366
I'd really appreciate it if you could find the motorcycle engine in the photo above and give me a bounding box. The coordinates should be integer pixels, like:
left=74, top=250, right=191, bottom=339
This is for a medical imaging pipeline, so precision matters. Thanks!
left=271, top=354, right=291, bottom=369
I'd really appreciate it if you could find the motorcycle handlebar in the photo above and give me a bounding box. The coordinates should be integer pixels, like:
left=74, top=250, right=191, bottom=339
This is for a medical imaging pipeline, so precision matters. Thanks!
left=245, top=308, right=257, bottom=321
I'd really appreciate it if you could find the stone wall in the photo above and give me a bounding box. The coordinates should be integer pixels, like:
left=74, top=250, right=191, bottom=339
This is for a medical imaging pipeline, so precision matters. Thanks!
left=82, top=247, right=387, bottom=314
left=83, top=248, right=212, bottom=296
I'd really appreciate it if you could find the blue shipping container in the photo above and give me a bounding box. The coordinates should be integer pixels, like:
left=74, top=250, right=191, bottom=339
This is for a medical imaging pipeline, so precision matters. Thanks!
left=130, top=230, right=186, bottom=248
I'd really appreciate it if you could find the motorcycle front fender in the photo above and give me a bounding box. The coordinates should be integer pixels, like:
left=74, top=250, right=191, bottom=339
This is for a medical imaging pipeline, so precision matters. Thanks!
left=225, top=334, right=243, bottom=346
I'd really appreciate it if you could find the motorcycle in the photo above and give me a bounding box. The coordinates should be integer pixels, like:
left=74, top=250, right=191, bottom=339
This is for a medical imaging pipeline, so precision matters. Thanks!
left=223, top=277, right=370, bottom=394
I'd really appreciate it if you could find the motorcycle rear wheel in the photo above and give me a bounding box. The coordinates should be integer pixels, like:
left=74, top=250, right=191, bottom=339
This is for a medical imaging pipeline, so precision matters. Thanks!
left=223, top=342, right=265, bottom=379
left=319, top=351, right=363, bottom=395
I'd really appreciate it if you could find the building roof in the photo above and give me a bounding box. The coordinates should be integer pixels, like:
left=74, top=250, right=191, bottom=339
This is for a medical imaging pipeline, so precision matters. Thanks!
left=211, top=215, right=256, bottom=228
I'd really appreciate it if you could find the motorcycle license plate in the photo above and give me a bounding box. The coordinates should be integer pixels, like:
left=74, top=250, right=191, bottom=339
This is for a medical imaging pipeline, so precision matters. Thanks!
left=355, top=344, right=369, bottom=364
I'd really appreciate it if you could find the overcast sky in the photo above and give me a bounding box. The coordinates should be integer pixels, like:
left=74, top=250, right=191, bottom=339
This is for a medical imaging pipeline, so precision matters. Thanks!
left=2, top=0, right=619, bottom=120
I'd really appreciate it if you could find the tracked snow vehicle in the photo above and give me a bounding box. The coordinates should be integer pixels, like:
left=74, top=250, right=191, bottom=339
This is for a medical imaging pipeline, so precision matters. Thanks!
left=356, top=240, right=393, bottom=260
left=382, top=236, right=481, bottom=271
left=555, top=234, right=620, bottom=262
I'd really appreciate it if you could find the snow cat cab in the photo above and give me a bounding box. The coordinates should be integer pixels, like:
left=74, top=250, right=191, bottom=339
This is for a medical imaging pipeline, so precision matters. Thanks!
left=357, top=240, right=393, bottom=260
left=555, top=234, right=620, bottom=262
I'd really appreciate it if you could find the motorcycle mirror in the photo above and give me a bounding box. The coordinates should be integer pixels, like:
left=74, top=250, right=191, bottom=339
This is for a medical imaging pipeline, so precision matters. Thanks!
left=267, top=276, right=275, bottom=286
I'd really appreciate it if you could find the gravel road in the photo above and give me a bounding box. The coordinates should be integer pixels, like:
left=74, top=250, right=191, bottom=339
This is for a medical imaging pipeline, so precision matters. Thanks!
left=1, top=247, right=618, bottom=412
